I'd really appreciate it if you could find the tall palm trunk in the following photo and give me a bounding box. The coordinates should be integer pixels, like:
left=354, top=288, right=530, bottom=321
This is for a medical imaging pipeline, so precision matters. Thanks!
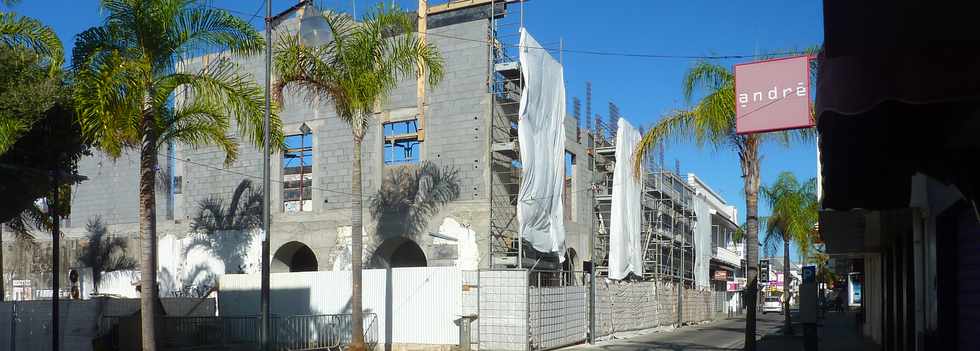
left=742, top=137, right=761, bottom=351
left=783, top=235, right=791, bottom=334
left=139, top=112, right=159, bottom=351
left=350, top=137, right=365, bottom=350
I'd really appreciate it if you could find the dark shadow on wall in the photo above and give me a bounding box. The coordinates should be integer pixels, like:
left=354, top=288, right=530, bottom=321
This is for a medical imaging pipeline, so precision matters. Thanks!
left=185, top=179, right=263, bottom=275
left=368, top=161, right=460, bottom=267
left=76, top=216, right=137, bottom=294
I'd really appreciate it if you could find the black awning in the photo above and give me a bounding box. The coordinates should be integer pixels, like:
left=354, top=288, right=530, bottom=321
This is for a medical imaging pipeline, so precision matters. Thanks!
left=818, top=101, right=980, bottom=210
left=816, top=0, right=980, bottom=210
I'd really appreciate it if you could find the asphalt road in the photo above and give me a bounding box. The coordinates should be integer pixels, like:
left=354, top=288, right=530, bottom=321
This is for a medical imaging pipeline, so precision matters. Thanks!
left=566, top=312, right=786, bottom=351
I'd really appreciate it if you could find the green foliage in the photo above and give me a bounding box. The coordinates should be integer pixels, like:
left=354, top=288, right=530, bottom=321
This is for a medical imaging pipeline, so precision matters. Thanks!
left=273, top=4, right=445, bottom=139
left=0, top=9, right=63, bottom=69
left=0, top=46, right=87, bottom=225
left=77, top=216, right=138, bottom=290
left=0, top=45, right=60, bottom=154
left=73, top=0, right=282, bottom=162
left=761, top=172, right=819, bottom=260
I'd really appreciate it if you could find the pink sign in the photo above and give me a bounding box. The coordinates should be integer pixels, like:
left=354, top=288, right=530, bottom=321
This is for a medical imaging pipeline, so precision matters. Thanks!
left=735, top=55, right=813, bottom=134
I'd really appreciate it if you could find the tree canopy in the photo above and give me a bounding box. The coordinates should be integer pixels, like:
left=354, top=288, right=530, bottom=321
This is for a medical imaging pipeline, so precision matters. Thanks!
left=0, top=45, right=88, bottom=224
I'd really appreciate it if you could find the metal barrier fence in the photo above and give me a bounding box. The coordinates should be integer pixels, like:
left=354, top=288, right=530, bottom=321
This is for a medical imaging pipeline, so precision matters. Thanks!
left=99, top=313, right=378, bottom=351
left=477, top=269, right=588, bottom=351
left=528, top=270, right=588, bottom=351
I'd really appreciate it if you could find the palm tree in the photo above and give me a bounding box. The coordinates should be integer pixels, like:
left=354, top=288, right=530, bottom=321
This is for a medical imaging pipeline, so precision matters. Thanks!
left=1, top=2, right=64, bottom=154
left=272, top=5, right=444, bottom=350
left=631, top=59, right=814, bottom=350
left=77, top=216, right=138, bottom=294
left=72, top=1, right=279, bottom=349
left=187, top=179, right=263, bottom=275
left=0, top=1, right=62, bottom=68
left=761, top=172, right=818, bottom=334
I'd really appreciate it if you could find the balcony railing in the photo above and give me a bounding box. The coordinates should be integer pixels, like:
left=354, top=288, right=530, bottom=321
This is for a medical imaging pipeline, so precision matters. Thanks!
left=711, top=246, right=742, bottom=268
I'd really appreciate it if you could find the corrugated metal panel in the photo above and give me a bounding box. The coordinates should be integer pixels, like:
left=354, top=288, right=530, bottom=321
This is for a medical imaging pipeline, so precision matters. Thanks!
left=217, top=267, right=462, bottom=345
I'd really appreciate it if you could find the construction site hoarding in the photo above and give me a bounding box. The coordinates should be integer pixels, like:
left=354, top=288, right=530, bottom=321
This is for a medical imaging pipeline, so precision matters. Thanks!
left=734, top=55, right=813, bottom=134
left=517, top=27, right=567, bottom=259
left=693, top=195, right=712, bottom=288
left=608, top=118, right=643, bottom=280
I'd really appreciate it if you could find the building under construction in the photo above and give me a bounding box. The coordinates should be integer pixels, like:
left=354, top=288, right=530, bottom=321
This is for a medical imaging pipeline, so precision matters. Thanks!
left=8, top=0, right=712, bottom=300
left=588, top=117, right=698, bottom=284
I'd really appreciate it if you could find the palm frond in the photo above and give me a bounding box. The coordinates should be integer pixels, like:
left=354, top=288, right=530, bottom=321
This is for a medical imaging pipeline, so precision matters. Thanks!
left=0, top=11, right=63, bottom=68
left=632, top=110, right=696, bottom=177
left=681, top=61, right=732, bottom=103
left=169, top=5, right=263, bottom=58
left=274, top=4, right=444, bottom=140
left=762, top=172, right=819, bottom=260
left=72, top=49, right=143, bottom=157
left=158, top=57, right=282, bottom=155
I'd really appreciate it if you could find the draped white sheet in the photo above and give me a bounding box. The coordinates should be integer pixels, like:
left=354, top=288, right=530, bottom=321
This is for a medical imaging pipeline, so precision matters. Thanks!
left=608, top=118, right=643, bottom=280
left=516, top=28, right=566, bottom=260
left=693, top=195, right=712, bottom=288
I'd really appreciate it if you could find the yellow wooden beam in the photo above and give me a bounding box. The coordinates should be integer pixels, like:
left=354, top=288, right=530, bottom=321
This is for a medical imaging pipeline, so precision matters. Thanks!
left=426, top=0, right=494, bottom=15
left=417, top=0, right=428, bottom=141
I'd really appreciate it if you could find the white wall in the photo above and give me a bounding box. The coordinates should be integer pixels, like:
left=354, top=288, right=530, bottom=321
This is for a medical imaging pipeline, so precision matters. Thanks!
left=218, top=266, right=463, bottom=346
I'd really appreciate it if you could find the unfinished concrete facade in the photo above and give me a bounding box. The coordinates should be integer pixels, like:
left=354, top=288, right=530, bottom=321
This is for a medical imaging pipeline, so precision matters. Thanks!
left=31, top=1, right=595, bottom=291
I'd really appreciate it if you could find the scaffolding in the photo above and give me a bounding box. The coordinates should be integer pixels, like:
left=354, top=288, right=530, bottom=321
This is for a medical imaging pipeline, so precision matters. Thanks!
left=589, top=117, right=697, bottom=284
left=487, top=0, right=523, bottom=268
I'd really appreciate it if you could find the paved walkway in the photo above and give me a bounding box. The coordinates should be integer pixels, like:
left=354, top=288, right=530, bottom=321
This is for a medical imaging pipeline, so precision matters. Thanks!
left=565, top=313, right=784, bottom=351
left=563, top=310, right=878, bottom=351
left=756, top=310, right=880, bottom=351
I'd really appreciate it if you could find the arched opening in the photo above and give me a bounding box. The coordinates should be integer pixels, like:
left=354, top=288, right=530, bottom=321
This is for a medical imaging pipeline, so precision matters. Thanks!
left=370, top=237, right=427, bottom=268
left=273, top=241, right=319, bottom=272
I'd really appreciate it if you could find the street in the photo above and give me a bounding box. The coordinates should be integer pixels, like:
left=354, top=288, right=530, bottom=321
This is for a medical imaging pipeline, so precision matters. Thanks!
left=567, top=313, right=786, bottom=351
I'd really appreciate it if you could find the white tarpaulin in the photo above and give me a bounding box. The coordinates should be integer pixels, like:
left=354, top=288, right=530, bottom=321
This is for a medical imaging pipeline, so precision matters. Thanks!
left=608, top=118, right=643, bottom=280
left=693, top=195, right=712, bottom=288
left=517, top=28, right=566, bottom=259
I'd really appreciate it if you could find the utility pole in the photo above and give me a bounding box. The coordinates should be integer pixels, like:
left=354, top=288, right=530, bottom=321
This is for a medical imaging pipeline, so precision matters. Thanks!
left=51, top=165, right=60, bottom=351
left=260, top=0, right=272, bottom=350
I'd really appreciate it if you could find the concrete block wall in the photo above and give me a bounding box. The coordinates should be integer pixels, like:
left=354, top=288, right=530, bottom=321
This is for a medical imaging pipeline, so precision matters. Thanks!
left=62, top=9, right=595, bottom=277
left=563, top=113, right=594, bottom=270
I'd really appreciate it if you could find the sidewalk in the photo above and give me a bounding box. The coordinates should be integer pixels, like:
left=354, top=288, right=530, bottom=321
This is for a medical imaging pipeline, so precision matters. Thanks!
left=756, top=310, right=880, bottom=351
left=565, top=314, right=784, bottom=351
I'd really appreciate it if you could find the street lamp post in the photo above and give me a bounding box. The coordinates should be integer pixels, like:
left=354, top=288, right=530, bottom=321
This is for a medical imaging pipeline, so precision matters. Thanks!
left=298, top=123, right=311, bottom=212
left=261, top=1, right=272, bottom=350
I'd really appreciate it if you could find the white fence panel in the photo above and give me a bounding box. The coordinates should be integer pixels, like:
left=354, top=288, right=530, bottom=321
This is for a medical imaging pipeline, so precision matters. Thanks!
left=217, top=267, right=461, bottom=346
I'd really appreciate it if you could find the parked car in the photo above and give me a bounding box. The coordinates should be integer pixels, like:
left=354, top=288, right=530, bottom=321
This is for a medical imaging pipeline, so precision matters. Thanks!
left=762, top=296, right=783, bottom=314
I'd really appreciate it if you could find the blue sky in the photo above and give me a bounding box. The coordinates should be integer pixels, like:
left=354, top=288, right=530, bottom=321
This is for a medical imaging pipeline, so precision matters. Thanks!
left=7, top=0, right=823, bottom=259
